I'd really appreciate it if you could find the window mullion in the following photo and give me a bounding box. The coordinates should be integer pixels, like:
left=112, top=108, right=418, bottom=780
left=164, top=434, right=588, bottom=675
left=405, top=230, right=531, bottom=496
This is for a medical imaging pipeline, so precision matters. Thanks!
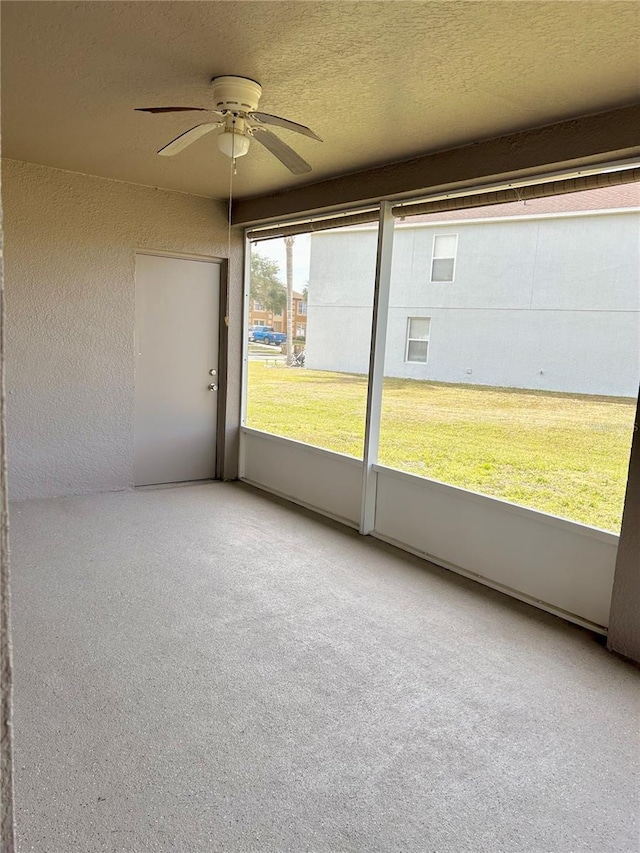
left=360, top=201, right=395, bottom=535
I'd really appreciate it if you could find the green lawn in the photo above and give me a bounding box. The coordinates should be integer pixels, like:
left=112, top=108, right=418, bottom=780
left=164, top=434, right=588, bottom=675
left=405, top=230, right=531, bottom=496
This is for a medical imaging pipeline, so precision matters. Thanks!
left=246, top=363, right=637, bottom=532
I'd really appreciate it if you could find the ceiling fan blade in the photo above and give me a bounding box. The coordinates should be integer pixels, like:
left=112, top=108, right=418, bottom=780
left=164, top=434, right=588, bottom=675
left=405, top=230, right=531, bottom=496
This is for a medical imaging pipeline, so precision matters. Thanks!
left=157, top=122, right=222, bottom=156
left=253, top=129, right=312, bottom=175
left=136, top=106, right=215, bottom=113
left=249, top=112, right=322, bottom=142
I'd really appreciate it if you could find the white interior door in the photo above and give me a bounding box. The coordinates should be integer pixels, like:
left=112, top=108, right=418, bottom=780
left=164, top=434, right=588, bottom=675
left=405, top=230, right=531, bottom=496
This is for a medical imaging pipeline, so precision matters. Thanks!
left=134, top=253, right=220, bottom=486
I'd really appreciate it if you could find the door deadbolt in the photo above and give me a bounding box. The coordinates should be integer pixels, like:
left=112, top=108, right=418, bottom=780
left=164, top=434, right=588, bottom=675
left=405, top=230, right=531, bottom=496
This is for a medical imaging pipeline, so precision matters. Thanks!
left=208, top=383, right=218, bottom=391
left=209, top=369, right=217, bottom=376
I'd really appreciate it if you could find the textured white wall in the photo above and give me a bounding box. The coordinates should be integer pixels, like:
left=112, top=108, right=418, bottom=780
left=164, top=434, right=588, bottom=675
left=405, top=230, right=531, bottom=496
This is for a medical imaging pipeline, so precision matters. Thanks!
left=3, top=159, right=242, bottom=500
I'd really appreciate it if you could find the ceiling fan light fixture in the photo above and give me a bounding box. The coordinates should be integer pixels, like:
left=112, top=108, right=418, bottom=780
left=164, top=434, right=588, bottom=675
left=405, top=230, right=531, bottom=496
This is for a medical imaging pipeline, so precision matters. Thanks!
left=217, top=129, right=251, bottom=159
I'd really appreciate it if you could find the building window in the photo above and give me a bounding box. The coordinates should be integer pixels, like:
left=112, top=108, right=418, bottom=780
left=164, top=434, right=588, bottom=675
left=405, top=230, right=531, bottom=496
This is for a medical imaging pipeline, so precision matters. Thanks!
left=296, top=325, right=306, bottom=338
left=405, top=317, right=431, bottom=363
left=431, top=234, right=457, bottom=282
left=297, top=301, right=307, bottom=315
left=253, top=300, right=265, bottom=311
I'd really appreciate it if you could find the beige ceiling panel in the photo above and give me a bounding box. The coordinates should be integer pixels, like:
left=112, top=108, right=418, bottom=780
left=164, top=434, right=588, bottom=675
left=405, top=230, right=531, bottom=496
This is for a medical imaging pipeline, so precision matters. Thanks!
left=2, top=1, right=639, bottom=199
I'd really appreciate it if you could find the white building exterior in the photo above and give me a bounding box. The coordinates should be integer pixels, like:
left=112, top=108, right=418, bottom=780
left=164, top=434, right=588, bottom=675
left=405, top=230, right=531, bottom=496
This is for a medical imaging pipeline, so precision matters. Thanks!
left=305, top=200, right=640, bottom=397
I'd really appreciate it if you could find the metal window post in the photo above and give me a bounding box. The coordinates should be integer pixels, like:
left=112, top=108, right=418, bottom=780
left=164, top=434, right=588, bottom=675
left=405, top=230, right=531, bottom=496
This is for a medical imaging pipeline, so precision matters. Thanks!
left=360, top=201, right=395, bottom=534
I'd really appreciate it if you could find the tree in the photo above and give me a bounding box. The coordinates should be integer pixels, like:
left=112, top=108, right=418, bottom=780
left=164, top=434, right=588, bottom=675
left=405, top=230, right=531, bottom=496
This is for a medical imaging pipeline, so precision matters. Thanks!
left=250, top=251, right=286, bottom=315
left=284, top=236, right=294, bottom=365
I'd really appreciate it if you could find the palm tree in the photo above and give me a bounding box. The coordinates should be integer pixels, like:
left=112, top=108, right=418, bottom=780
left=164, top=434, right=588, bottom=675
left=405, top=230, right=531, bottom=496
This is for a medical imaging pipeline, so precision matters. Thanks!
left=284, top=236, right=294, bottom=366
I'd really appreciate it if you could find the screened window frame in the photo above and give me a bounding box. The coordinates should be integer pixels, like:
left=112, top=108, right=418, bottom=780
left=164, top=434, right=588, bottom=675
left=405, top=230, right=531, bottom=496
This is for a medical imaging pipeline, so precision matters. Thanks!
left=242, top=164, right=640, bottom=537
left=430, top=233, right=458, bottom=283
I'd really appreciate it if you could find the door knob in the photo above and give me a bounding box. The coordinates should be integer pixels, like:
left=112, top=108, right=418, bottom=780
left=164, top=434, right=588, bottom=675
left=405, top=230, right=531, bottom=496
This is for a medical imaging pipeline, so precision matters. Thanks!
left=208, top=383, right=218, bottom=391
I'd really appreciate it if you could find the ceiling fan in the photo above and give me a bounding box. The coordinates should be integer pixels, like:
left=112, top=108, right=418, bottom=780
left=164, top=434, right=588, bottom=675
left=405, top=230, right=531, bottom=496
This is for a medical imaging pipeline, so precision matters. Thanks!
left=136, top=76, right=322, bottom=175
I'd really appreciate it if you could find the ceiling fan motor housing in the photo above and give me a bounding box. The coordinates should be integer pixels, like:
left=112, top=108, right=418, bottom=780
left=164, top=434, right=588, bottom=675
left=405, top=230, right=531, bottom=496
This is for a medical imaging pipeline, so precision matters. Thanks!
left=211, top=76, right=262, bottom=114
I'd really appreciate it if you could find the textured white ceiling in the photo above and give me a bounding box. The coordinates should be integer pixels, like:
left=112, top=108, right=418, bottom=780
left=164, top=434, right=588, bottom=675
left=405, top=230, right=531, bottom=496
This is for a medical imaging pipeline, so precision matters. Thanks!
left=2, top=1, right=639, bottom=200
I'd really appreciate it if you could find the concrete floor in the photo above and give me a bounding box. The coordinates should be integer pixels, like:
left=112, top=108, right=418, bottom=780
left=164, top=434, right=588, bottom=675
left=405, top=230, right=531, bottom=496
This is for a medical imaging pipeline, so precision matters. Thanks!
left=10, top=482, right=640, bottom=852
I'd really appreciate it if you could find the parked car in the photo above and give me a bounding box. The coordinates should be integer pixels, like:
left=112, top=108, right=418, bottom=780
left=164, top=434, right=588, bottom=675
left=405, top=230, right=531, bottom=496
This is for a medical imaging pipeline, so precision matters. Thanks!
left=249, top=325, right=287, bottom=346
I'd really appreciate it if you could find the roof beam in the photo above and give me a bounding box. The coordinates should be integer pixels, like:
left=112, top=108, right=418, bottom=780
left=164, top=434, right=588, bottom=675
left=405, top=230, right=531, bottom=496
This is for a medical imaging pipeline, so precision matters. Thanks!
left=233, top=105, right=640, bottom=226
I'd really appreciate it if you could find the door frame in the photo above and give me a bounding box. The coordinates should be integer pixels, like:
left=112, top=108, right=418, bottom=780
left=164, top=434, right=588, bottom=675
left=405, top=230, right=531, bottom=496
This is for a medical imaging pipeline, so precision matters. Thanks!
left=216, top=258, right=230, bottom=480
left=135, top=249, right=227, bottom=481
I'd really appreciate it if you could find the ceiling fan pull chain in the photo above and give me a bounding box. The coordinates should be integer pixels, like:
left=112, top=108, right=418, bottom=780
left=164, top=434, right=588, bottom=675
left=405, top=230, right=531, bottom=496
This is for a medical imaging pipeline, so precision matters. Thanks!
left=232, top=115, right=239, bottom=171
left=223, top=129, right=235, bottom=329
